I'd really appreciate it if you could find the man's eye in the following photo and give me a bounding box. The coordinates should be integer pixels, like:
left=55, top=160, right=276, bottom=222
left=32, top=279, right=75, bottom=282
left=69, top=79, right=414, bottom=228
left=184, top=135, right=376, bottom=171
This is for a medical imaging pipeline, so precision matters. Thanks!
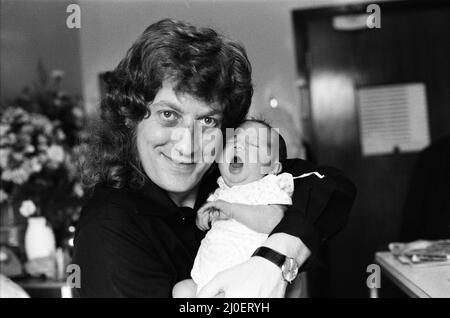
left=199, top=117, right=218, bottom=127
left=160, top=111, right=177, bottom=121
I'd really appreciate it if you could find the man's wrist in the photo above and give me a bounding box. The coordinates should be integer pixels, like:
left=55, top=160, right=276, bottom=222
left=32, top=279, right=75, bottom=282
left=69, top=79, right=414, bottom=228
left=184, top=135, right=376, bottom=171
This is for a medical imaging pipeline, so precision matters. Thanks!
left=252, top=246, right=300, bottom=284
left=262, top=233, right=311, bottom=267
left=252, top=246, right=286, bottom=267
left=251, top=255, right=286, bottom=287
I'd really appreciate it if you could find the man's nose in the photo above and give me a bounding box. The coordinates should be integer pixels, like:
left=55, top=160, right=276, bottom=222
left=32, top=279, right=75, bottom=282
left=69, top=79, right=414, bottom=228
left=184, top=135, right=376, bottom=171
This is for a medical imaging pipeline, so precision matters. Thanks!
left=172, top=124, right=201, bottom=160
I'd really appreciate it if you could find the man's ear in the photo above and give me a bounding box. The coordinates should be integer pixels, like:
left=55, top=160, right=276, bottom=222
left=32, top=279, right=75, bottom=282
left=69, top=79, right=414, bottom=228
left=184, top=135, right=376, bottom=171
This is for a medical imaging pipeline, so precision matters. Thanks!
left=270, top=161, right=283, bottom=175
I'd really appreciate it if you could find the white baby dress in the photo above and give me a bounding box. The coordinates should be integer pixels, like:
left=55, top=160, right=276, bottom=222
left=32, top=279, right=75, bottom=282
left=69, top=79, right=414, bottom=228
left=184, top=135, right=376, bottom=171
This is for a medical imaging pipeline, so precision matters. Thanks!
left=191, top=172, right=295, bottom=293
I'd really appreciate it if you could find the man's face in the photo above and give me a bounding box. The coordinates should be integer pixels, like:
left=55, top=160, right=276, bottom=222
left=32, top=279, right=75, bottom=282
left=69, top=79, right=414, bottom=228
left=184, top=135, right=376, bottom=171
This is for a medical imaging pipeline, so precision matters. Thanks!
left=136, top=80, right=223, bottom=196
left=218, top=121, right=280, bottom=187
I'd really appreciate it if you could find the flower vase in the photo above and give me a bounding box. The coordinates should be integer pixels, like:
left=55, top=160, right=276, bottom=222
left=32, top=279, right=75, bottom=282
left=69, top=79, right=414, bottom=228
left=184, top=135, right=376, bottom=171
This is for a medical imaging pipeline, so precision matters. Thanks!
left=24, top=216, right=56, bottom=260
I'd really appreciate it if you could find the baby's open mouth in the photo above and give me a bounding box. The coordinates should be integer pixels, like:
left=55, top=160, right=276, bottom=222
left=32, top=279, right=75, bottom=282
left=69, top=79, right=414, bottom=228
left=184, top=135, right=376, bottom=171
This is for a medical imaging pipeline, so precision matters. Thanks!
left=229, top=155, right=243, bottom=174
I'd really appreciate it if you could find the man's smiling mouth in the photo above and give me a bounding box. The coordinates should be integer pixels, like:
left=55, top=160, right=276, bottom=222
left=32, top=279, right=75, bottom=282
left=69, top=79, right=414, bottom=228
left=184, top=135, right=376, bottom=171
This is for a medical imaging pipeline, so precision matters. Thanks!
left=161, top=153, right=196, bottom=171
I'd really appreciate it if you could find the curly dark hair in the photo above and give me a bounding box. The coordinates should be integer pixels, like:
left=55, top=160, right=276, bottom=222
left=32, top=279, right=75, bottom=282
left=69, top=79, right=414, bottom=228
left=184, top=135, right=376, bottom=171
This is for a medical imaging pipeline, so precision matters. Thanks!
left=81, top=19, right=253, bottom=190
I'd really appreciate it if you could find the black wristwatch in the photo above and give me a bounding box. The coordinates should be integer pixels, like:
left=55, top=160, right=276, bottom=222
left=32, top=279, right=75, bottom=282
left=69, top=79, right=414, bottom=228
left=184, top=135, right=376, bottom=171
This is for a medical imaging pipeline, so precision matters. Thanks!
left=252, top=246, right=300, bottom=283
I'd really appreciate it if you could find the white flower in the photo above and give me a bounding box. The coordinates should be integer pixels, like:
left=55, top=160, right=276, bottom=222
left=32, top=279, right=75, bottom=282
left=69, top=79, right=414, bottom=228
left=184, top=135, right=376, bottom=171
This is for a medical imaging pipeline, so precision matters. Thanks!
left=56, top=129, right=66, bottom=141
left=30, top=115, right=48, bottom=129
left=72, top=107, right=84, bottom=119
left=44, top=122, right=53, bottom=135
left=11, top=151, right=24, bottom=162
left=46, top=145, right=65, bottom=163
left=0, top=137, right=8, bottom=147
left=30, top=157, right=43, bottom=173
left=19, top=200, right=36, bottom=217
left=25, top=145, right=35, bottom=154
left=0, top=149, right=10, bottom=168
left=20, top=124, right=34, bottom=134
left=16, top=168, right=31, bottom=184
left=0, top=189, right=8, bottom=203
left=37, top=134, right=48, bottom=145
left=1, top=168, right=30, bottom=185
left=0, top=124, right=9, bottom=136
left=73, top=183, right=84, bottom=198
left=7, top=133, right=16, bottom=144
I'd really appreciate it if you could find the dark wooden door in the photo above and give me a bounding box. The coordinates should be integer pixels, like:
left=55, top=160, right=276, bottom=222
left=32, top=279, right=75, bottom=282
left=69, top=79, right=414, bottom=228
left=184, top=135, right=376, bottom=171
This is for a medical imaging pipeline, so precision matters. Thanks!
left=293, top=1, right=450, bottom=297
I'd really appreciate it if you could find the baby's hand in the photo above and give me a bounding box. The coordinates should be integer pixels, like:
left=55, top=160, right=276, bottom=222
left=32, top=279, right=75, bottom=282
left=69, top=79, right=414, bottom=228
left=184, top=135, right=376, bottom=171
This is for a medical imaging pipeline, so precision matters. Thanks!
left=196, top=200, right=233, bottom=231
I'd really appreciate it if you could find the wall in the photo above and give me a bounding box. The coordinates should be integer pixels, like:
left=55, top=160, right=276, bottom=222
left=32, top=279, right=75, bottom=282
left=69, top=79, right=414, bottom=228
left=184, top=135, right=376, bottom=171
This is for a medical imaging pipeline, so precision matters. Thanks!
left=78, top=0, right=371, bottom=158
left=0, top=0, right=377, bottom=157
left=293, top=1, right=450, bottom=296
left=0, top=0, right=82, bottom=101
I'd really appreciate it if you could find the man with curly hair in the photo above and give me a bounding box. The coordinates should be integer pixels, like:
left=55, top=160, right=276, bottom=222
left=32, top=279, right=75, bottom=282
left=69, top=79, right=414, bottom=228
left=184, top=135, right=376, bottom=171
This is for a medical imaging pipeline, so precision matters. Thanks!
left=73, top=19, right=356, bottom=298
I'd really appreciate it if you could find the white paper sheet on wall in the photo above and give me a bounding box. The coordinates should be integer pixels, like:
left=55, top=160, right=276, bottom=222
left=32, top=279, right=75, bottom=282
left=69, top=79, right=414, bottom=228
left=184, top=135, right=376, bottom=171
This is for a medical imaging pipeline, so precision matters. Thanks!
left=357, top=83, right=430, bottom=156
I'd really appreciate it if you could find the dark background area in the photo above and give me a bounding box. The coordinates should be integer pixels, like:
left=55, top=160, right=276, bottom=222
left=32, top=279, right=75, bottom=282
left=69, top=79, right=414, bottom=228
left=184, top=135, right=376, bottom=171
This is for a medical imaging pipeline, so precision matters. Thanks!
left=293, top=0, right=450, bottom=297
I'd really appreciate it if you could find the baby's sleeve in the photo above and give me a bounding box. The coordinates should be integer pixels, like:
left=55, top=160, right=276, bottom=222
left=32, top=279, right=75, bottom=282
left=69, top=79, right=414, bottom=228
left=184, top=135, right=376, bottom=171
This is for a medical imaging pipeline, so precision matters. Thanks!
left=276, top=173, right=295, bottom=197
left=257, top=173, right=294, bottom=205
left=206, top=191, right=219, bottom=202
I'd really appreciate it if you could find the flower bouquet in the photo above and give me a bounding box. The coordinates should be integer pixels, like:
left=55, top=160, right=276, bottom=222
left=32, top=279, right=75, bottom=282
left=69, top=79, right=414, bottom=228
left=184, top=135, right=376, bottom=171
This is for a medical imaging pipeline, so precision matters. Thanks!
left=0, top=62, right=87, bottom=253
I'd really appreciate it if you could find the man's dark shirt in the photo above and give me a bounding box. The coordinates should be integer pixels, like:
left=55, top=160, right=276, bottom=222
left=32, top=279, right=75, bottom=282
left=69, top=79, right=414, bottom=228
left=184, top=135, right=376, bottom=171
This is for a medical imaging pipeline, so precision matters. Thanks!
left=72, top=158, right=356, bottom=297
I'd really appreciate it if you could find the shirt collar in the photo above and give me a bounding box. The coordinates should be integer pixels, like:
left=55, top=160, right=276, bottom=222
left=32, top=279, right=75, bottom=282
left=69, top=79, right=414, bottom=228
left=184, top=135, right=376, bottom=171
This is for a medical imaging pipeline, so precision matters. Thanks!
left=132, top=179, right=179, bottom=217
left=131, top=165, right=221, bottom=218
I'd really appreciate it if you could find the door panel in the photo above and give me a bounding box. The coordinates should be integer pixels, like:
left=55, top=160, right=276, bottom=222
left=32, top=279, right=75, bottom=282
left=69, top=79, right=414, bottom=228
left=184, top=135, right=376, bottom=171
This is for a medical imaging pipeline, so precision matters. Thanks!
left=293, top=2, right=450, bottom=297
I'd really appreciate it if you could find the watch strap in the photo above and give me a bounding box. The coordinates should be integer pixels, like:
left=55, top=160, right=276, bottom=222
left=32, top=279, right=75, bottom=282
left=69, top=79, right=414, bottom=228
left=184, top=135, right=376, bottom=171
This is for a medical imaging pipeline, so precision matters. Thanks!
left=252, top=246, right=286, bottom=268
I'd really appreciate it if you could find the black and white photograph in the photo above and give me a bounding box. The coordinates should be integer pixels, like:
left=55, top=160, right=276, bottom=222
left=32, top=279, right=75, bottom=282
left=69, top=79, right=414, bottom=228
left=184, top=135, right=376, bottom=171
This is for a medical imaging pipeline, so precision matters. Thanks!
left=0, top=0, right=449, bottom=301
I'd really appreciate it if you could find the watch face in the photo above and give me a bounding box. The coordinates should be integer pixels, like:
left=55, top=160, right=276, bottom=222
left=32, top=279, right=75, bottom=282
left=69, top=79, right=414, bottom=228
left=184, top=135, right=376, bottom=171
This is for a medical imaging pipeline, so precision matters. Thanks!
left=281, top=258, right=299, bottom=283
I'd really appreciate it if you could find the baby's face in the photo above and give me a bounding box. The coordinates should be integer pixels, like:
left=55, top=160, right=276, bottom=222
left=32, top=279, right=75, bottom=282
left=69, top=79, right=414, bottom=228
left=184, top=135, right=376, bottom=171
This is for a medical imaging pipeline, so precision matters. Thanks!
left=218, top=121, right=280, bottom=187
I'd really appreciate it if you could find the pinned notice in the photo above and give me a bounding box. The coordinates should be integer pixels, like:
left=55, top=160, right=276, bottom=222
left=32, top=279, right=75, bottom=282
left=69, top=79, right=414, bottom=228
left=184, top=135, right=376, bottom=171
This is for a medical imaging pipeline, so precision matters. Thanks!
left=357, top=83, right=430, bottom=156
